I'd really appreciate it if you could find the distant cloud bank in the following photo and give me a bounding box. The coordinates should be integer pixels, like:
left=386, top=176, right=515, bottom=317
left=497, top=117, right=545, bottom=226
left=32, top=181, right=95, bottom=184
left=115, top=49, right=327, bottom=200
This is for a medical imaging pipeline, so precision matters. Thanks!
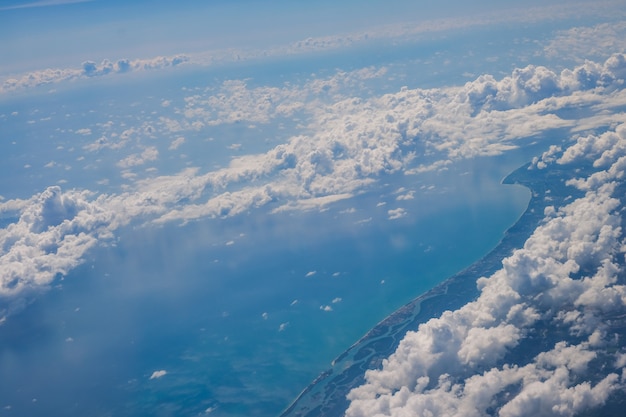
left=2, top=1, right=624, bottom=95
left=1, top=55, right=189, bottom=93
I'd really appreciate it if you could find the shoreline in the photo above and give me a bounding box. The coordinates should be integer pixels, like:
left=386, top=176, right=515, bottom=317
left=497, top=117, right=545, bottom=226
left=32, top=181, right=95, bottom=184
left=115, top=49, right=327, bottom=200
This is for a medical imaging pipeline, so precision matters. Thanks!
left=278, top=161, right=574, bottom=417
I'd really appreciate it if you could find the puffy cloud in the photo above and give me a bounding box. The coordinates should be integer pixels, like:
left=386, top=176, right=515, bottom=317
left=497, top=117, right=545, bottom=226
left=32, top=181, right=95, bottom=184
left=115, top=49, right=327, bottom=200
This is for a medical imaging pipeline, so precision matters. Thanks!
left=74, top=128, right=91, bottom=136
left=387, top=208, right=407, bottom=220
left=1, top=42, right=626, bottom=414
left=3, top=55, right=626, bottom=323
left=149, top=370, right=167, bottom=380
left=1, top=1, right=619, bottom=96
left=0, top=55, right=189, bottom=93
left=395, top=190, right=414, bottom=201
left=181, top=79, right=307, bottom=126
left=168, top=136, right=185, bottom=150
left=557, top=124, right=626, bottom=167
left=347, top=342, right=620, bottom=417
left=272, top=194, right=354, bottom=214
left=83, top=122, right=159, bottom=153
left=0, top=167, right=213, bottom=302
left=116, top=146, right=159, bottom=168
left=455, top=53, right=626, bottom=113
left=158, top=54, right=626, bottom=189
left=345, top=124, right=626, bottom=416
left=0, top=186, right=113, bottom=299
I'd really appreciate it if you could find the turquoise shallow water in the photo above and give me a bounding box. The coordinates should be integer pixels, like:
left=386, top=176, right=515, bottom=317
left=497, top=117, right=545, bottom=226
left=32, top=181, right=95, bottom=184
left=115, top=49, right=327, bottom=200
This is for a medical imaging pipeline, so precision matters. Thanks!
left=278, top=161, right=558, bottom=417
left=0, top=153, right=532, bottom=417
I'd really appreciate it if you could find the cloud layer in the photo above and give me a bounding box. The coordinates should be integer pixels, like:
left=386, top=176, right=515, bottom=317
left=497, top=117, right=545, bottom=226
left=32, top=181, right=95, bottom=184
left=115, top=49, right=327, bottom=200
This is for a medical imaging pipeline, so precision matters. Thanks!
left=2, top=54, right=626, bottom=325
left=3, top=1, right=624, bottom=94
left=1, top=55, right=189, bottom=93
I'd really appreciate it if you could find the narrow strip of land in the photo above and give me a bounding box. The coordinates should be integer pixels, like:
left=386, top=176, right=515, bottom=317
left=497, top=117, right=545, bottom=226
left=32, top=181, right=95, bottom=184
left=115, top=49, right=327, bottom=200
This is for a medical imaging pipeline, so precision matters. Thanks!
left=279, top=162, right=581, bottom=417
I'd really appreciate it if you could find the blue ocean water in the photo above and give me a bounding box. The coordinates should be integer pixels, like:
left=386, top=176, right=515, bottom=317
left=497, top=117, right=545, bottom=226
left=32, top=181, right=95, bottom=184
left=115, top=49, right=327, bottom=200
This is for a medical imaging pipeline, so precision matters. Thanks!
left=0, top=151, right=533, bottom=417
left=0, top=23, right=566, bottom=414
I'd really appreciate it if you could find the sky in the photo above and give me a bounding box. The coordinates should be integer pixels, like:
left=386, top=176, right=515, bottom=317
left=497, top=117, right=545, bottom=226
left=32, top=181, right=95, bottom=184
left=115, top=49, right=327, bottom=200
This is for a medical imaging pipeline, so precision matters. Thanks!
left=2, top=1, right=626, bottom=416
left=0, top=0, right=577, bottom=73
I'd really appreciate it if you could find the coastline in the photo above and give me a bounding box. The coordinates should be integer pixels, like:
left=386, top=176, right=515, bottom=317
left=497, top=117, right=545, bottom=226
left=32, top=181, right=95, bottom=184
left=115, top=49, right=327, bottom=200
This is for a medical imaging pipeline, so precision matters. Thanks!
left=278, top=161, right=577, bottom=417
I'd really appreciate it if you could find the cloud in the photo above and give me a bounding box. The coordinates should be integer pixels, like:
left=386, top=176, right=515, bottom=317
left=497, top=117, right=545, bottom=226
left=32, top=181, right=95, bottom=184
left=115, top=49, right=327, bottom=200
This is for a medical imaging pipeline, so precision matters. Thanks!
left=117, top=147, right=159, bottom=168
left=395, top=191, right=414, bottom=201
left=556, top=124, right=626, bottom=167
left=0, top=168, right=215, bottom=302
left=4, top=1, right=617, bottom=95
left=3, top=54, right=626, bottom=323
left=1, top=55, right=189, bottom=93
left=74, top=128, right=91, bottom=136
left=168, top=136, right=185, bottom=150
left=544, top=21, right=626, bottom=62
left=387, top=208, right=407, bottom=220
left=185, top=1, right=620, bottom=71
left=83, top=123, right=157, bottom=152
left=177, top=53, right=626, bottom=197
left=149, top=370, right=167, bottom=380
left=272, top=194, right=354, bottom=213
left=0, top=0, right=92, bottom=11
left=345, top=124, right=626, bottom=416
left=0, top=186, right=111, bottom=301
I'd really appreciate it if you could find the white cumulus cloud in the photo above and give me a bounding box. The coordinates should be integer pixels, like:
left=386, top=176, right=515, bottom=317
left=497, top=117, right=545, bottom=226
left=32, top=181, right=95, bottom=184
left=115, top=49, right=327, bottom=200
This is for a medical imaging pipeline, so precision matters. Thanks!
left=3, top=54, right=626, bottom=326
left=149, top=370, right=167, bottom=380
left=1, top=55, right=189, bottom=93
left=387, top=208, right=407, bottom=220
left=345, top=123, right=626, bottom=417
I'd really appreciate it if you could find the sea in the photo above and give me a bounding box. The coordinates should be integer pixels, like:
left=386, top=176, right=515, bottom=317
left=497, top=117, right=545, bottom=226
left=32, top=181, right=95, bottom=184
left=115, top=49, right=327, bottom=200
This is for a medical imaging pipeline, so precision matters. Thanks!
left=0, top=148, right=538, bottom=417
left=0, top=31, right=560, bottom=415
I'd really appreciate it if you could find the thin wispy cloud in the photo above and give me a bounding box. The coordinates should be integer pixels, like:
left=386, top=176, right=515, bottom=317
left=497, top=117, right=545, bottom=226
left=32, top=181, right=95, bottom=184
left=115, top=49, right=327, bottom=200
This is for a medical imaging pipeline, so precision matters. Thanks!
left=0, top=0, right=93, bottom=12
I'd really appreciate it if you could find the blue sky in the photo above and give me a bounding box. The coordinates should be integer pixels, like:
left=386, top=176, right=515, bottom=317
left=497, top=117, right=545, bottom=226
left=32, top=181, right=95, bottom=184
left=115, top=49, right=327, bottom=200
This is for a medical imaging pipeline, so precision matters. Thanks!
left=0, top=0, right=576, bottom=74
